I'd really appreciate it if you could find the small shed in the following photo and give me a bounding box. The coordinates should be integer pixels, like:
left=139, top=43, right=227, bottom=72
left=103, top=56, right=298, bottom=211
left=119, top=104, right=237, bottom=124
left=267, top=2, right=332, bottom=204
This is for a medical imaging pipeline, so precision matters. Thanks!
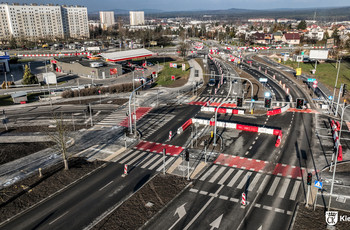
left=11, top=91, right=27, bottom=104
left=43, top=72, right=57, bottom=84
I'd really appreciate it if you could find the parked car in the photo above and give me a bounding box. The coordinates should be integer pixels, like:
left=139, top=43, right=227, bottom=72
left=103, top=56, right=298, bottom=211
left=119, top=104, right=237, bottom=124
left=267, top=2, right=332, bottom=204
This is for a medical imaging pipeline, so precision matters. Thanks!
left=208, top=78, right=216, bottom=87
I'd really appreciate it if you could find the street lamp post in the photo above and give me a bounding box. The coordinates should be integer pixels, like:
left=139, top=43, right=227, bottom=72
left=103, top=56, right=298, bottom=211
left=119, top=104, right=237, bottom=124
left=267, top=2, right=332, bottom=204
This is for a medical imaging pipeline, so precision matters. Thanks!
left=328, top=103, right=349, bottom=212
left=331, top=58, right=341, bottom=112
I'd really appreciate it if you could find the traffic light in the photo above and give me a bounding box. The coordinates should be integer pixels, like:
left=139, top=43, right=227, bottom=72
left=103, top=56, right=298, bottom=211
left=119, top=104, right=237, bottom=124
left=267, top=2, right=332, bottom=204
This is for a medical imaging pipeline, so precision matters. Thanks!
left=342, top=84, right=347, bottom=97
left=185, top=150, right=190, bottom=161
left=307, top=173, right=312, bottom=185
left=296, top=98, right=304, bottom=109
left=237, top=97, right=243, bottom=107
left=264, top=97, right=271, bottom=108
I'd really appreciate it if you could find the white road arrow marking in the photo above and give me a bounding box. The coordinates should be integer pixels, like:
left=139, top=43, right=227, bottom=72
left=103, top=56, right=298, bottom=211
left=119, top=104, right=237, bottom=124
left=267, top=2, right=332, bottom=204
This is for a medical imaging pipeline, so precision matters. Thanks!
left=210, top=214, right=223, bottom=230
left=257, top=225, right=262, bottom=230
left=168, top=203, right=187, bottom=230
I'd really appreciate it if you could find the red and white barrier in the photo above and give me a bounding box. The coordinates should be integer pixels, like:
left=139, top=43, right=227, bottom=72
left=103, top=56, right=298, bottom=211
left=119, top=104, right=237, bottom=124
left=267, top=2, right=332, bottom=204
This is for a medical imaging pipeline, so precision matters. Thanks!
left=242, top=192, right=246, bottom=205
left=275, top=133, right=283, bottom=147
left=177, top=119, right=193, bottom=135
left=330, top=120, right=343, bottom=161
left=124, top=164, right=128, bottom=175
left=191, top=118, right=281, bottom=136
left=267, top=104, right=290, bottom=116
left=18, top=52, right=89, bottom=57
left=201, top=106, right=245, bottom=115
left=169, top=131, right=172, bottom=141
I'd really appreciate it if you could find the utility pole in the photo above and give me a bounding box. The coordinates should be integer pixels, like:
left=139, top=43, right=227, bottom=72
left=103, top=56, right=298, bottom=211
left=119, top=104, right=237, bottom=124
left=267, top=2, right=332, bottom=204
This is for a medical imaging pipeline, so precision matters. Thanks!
left=89, top=103, right=93, bottom=127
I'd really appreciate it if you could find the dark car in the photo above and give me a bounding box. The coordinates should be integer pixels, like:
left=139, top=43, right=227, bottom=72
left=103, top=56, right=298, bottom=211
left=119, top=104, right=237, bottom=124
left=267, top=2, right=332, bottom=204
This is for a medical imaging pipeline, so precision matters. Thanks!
left=208, top=79, right=216, bottom=87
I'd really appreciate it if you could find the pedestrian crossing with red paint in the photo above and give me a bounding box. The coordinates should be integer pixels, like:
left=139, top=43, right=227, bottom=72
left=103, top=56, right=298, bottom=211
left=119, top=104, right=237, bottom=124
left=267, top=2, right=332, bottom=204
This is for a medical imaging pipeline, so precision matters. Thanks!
left=135, top=140, right=184, bottom=156
left=119, top=107, right=152, bottom=127
left=214, top=153, right=311, bottom=179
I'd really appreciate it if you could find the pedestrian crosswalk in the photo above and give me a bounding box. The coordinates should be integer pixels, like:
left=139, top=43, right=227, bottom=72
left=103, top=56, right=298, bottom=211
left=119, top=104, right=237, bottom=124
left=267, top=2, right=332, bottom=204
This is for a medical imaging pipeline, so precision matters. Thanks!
left=113, top=149, right=176, bottom=172
left=196, top=165, right=302, bottom=201
left=189, top=96, right=237, bottom=107
left=95, top=110, right=127, bottom=128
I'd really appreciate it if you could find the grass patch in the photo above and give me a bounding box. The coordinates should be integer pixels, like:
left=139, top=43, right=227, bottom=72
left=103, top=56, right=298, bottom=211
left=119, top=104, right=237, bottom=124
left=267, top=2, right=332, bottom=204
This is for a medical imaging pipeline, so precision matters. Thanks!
left=281, top=60, right=350, bottom=89
left=0, top=95, right=14, bottom=106
left=154, top=61, right=190, bottom=87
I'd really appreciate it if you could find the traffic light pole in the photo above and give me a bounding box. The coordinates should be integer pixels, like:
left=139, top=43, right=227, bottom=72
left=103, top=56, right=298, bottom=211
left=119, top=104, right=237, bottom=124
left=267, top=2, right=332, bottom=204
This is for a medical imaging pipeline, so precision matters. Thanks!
left=331, top=59, right=341, bottom=111
left=306, top=184, right=310, bottom=207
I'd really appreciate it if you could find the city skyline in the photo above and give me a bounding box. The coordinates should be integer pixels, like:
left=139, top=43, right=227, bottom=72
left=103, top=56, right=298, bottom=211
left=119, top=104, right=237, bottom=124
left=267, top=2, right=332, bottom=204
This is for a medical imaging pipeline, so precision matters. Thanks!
left=4, top=0, right=350, bottom=12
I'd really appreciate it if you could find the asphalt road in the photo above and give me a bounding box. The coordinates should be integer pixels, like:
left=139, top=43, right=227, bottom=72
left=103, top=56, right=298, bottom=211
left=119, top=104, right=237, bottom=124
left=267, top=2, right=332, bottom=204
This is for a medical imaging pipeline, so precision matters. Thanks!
left=0, top=162, right=156, bottom=230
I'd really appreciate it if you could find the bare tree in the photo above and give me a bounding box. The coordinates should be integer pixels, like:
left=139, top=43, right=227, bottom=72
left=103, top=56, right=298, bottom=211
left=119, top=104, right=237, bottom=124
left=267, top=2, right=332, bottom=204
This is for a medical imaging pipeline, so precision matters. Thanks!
left=49, top=113, right=69, bottom=170
left=179, top=42, right=190, bottom=59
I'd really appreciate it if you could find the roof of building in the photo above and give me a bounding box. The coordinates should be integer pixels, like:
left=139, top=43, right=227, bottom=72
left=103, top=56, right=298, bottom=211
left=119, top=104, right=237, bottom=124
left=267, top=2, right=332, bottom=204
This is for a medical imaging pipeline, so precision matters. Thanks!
left=100, top=48, right=155, bottom=62
left=11, top=91, right=27, bottom=98
left=54, top=56, right=119, bottom=68
left=254, top=32, right=265, bottom=40
left=284, top=33, right=300, bottom=40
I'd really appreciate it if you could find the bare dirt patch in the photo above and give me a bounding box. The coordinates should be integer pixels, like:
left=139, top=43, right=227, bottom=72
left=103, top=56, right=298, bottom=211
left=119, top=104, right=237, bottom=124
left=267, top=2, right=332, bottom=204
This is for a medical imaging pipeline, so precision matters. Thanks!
left=0, top=142, right=55, bottom=165
left=93, top=174, right=189, bottom=230
left=293, top=205, right=350, bottom=230
left=0, top=158, right=104, bottom=223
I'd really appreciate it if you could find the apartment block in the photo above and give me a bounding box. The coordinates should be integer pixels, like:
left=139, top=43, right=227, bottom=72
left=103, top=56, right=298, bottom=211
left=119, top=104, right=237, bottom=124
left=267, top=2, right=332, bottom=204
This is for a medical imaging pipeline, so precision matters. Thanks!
left=100, top=11, right=115, bottom=30
left=129, top=11, right=144, bottom=26
left=0, top=3, right=89, bottom=41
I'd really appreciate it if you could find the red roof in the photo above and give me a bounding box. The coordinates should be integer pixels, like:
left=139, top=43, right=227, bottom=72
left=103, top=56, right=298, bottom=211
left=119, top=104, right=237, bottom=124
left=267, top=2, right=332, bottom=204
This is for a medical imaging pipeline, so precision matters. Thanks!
left=284, top=33, right=300, bottom=40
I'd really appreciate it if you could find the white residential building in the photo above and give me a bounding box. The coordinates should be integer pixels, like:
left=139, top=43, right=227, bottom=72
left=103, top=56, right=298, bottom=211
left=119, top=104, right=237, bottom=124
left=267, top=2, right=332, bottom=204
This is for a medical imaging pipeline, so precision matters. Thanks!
left=99, top=11, right=115, bottom=30
left=61, top=5, right=89, bottom=39
left=129, top=11, right=144, bottom=26
left=0, top=3, right=89, bottom=41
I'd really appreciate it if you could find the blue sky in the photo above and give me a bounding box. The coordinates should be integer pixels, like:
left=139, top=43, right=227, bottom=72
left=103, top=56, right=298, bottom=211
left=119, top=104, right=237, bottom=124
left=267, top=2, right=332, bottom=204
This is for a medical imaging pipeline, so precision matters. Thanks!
left=6, top=0, right=350, bottom=11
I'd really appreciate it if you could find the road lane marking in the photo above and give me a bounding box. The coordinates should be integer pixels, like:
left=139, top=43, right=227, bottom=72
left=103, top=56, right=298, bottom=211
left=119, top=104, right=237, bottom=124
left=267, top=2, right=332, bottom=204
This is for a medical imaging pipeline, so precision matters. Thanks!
left=124, top=152, right=148, bottom=165
left=119, top=150, right=141, bottom=164
left=248, top=173, right=262, bottom=192
left=278, top=178, right=291, bottom=198
left=290, top=181, right=301, bottom=200
left=183, top=185, right=224, bottom=230
left=267, top=177, right=281, bottom=196
left=99, top=181, right=113, bottom=191
left=49, top=211, right=69, bottom=225
left=209, top=167, right=226, bottom=183
left=199, top=165, right=218, bottom=181
left=141, top=155, right=161, bottom=169
left=237, top=171, right=252, bottom=189
left=149, top=157, right=165, bottom=170
left=218, top=168, right=235, bottom=185
left=227, top=170, right=243, bottom=187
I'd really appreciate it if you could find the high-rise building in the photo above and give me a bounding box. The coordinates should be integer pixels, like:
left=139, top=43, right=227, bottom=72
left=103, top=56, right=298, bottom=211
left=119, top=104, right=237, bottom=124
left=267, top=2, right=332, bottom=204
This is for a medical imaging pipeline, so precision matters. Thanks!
left=0, top=3, right=89, bottom=41
left=129, top=11, right=144, bottom=26
left=61, top=5, right=89, bottom=39
left=100, top=11, right=115, bottom=30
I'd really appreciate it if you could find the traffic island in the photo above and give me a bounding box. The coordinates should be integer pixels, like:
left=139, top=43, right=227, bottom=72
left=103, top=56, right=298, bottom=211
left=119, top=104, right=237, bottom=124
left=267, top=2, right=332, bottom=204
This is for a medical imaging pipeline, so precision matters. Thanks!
left=292, top=205, right=350, bottom=230
left=92, top=174, right=189, bottom=230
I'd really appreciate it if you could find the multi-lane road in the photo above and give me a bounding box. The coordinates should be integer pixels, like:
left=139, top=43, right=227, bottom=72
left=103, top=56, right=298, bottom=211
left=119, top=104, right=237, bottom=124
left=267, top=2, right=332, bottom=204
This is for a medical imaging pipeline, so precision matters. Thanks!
left=0, top=45, right=338, bottom=230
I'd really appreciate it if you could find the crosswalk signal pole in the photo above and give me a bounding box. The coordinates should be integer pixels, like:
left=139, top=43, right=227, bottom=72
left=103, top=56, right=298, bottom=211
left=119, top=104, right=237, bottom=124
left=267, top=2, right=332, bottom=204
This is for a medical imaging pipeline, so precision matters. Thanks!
left=89, top=103, right=93, bottom=126
left=185, top=150, right=190, bottom=180
left=306, top=173, right=312, bottom=207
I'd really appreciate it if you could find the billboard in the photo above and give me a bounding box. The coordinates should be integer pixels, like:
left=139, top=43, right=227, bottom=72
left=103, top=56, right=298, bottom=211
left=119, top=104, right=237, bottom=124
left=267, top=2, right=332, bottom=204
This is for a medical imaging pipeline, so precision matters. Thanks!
left=326, top=39, right=334, bottom=49
left=296, top=68, right=302, bottom=76
left=310, top=50, right=329, bottom=60
left=169, top=63, right=177, bottom=68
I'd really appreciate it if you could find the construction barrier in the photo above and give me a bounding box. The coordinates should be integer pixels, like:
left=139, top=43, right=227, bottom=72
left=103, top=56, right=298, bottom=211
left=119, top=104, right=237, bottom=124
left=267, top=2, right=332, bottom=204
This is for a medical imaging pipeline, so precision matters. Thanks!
left=267, top=104, right=290, bottom=116
left=330, top=120, right=343, bottom=161
left=192, top=118, right=281, bottom=136
left=275, top=133, right=283, bottom=147
left=177, top=118, right=193, bottom=135
left=201, top=106, right=245, bottom=115
left=18, top=52, right=89, bottom=57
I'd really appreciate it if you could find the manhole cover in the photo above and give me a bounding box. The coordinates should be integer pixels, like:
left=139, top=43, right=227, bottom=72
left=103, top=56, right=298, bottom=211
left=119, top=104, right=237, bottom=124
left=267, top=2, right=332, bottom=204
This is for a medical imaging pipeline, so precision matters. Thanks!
left=336, top=196, right=346, bottom=203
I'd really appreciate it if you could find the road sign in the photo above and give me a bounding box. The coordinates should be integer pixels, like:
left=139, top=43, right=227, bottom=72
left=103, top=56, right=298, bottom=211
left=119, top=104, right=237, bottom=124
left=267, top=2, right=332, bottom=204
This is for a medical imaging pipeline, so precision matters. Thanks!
left=328, top=96, right=333, bottom=100
left=307, top=78, right=316, bottom=82
left=259, top=78, right=268, bottom=83
left=296, top=68, right=302, bottom=76
left=314, top=180, right=323, bottom=189
left=171, top=75, right=175, bottom=80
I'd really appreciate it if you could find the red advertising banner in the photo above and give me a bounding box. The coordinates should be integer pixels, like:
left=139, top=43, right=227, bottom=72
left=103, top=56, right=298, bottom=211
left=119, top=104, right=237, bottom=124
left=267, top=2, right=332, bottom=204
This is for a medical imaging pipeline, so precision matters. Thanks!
left=110, top=68, right=118, bottom=75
